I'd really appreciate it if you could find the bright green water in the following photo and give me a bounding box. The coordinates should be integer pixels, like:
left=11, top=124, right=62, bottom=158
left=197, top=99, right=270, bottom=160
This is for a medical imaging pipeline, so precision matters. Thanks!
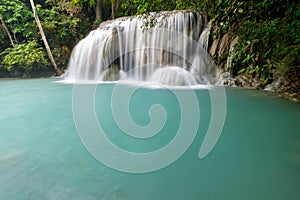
left=0, top=78, right=299, bottom=200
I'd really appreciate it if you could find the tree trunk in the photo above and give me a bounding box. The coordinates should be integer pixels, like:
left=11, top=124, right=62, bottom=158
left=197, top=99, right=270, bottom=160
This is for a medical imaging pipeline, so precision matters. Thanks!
left=111, top=0, right=119, bottom=20
left=95, top=0, right=103, bottom=23
left=29, top=0, right=62, bottom=75
left=0, top=18, right=14, bottom=46
left=111, top=0, right=121, bottom=19
left=111, top=2, right=116, bottom=19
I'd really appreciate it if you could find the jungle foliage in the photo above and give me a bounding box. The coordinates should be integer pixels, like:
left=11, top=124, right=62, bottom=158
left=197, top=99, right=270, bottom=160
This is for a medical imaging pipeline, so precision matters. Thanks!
left=0, top=0, right=299, bottom=81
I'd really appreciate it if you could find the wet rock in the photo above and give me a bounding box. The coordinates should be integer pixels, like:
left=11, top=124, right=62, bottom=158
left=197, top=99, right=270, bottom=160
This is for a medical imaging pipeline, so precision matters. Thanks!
left=225, top=36, right=239, bottom=71
left=235, top=74, right=268, bottom=89
left=209, top=38, right=219, bottom=57
left=236, top=75, right=249, bottom=87
left=290, top=96, right=300, bottom=102
left=222, top=78, right=236, bottom=86
left=102, top=65, right=121, bottom=81
left=218, top=33, right=230, bottom=56
left=289, top=93, right=298, bottom=98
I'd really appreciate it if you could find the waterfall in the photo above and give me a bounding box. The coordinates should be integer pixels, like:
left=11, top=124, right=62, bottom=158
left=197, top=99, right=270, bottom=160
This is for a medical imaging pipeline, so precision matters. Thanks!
left=64, top=11, right=222, bottom=86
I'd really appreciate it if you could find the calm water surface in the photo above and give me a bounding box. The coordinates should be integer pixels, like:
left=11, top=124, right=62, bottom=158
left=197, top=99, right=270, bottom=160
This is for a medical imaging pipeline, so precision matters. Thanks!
left=0, top=78, right=299, bottom=200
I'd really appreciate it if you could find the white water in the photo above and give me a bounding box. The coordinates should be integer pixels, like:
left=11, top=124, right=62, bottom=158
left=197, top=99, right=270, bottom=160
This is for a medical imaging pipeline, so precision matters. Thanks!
left=65, top=11, right=222, bottom=86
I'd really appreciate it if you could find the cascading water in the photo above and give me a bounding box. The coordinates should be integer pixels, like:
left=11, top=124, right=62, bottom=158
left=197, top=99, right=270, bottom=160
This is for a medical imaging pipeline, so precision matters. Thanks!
left=64, top=11, right=222, bottom=86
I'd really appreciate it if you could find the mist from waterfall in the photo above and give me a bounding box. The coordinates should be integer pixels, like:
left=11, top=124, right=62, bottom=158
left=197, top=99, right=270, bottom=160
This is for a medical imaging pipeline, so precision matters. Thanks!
left=65, top=11, right=222, bottom=86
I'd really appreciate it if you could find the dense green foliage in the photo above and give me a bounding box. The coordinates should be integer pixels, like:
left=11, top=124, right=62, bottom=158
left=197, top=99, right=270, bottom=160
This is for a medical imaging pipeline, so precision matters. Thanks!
left=0, top=0, right=93, bottom=76
left=225, top=1, right=299, bottom=83
left=0, top=0, right=299, bottom=82
left=1, top=40, right=48, bottom=75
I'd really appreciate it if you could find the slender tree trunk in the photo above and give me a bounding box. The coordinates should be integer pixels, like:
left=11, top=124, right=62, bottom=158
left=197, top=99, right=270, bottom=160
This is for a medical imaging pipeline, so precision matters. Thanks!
left=13, top=31, right=18, bottom=43
left=111, top=0, right=120, bottom=20
left=111, top=2, right=116, bottom=19
left=29, top=0, right=62, bottom=75
left=95, top=0, right=103, bottom=22
left=0, top=18, right=14, bottom=46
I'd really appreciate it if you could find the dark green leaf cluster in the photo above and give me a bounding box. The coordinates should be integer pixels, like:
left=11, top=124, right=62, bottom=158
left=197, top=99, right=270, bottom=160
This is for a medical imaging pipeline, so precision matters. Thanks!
left=229, top=1, right=300, bottom=82
left=0, top=0, right=92, bottom=77
left=1, top=40, right=48, bottom=75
